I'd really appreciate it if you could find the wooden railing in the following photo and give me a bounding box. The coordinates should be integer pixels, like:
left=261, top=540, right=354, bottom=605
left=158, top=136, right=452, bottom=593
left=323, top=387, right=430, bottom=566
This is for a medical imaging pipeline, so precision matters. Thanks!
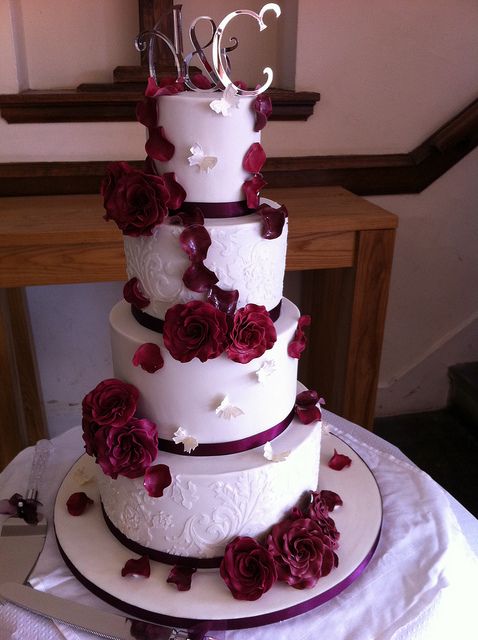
left=1, top=97, right=477, bottom=197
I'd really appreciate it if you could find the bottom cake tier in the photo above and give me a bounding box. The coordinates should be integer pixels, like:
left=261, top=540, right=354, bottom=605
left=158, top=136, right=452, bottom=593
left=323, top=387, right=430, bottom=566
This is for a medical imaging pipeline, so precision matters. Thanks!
left=96, top=416, right=321, bottom=564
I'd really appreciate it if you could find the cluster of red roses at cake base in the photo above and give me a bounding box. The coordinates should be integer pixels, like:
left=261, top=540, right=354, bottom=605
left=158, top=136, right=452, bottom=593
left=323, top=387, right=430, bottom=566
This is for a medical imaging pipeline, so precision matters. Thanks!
left=219, top=489, right=342, bottom=600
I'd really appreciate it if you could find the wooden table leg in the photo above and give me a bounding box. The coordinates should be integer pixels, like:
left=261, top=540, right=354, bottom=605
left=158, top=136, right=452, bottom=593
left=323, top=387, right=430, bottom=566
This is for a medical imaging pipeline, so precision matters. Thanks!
left=0, top=288, right=46, bottom=470
left=300, top=228, right=396, bottom=429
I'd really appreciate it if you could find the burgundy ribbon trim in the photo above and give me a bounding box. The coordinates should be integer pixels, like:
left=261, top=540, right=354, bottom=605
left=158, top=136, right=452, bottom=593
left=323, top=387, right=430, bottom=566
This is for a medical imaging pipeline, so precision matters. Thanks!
left=131, top=299, right=282, bottom=334
left=55, top=524, right=381, bottom=632
left=131, top=305, right=164, bottom=333
left=176, top=200, right=251, bottom=218
left=159, top=407, right=294, bottom=457
left=101, top=503, right=223, bottom=569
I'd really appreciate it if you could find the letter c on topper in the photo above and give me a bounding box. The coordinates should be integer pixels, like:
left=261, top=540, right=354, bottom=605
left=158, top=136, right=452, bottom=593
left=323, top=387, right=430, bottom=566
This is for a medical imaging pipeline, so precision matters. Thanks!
left=212, top=3, right=281, bottom=96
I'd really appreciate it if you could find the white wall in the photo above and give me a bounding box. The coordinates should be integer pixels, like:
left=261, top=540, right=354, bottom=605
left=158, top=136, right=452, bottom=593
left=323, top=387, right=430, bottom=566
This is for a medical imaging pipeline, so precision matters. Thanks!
left=2, top=1, right=478, bottom=434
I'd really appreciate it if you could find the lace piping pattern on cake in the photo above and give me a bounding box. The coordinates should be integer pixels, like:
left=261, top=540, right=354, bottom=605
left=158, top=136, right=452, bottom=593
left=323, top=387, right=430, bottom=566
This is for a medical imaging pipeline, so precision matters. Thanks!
left=164, top=471, right=272, bottom=557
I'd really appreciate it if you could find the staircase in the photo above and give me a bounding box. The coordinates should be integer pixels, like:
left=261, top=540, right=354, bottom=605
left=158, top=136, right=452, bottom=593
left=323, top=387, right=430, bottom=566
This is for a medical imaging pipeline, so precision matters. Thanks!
left=374, top=362, right=478, bottom=518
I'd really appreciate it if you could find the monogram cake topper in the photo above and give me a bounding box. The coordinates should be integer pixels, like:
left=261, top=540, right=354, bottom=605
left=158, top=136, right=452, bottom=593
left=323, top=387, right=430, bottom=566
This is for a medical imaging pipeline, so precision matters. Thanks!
left=135, top=3, right=281, bottom=95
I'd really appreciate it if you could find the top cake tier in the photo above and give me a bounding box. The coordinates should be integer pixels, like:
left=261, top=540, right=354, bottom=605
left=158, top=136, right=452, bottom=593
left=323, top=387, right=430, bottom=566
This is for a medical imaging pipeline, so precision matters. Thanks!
left=151, top=92, right=261, bottom=205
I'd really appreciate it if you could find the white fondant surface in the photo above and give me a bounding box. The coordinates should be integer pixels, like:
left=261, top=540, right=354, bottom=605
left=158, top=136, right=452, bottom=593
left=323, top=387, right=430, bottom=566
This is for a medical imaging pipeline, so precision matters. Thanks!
left=123, top=200, right=287, bottom=320
left=153, top=92, right=260, bottom=203
left=54, top=432, right=382, bottom=627
left=110, top=297, right=300, bottom=444
left=97, top=419, right=321, bottom=559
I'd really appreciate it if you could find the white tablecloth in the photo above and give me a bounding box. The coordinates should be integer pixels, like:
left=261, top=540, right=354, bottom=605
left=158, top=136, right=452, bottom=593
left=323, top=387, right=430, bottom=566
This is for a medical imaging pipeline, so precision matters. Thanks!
left=1, top=412, right=477, bottom=640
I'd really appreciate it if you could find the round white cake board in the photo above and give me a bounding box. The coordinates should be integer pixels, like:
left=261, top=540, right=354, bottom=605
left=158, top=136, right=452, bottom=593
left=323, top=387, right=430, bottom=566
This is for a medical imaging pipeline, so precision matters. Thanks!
left=54, top=432, right=382, bottom=631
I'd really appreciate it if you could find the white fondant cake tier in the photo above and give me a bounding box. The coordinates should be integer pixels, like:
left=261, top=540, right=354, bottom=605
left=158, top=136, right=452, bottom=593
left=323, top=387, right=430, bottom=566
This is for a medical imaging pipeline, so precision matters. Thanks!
left=152, top=92, right=260, bottom=203
left=110, top=298, right=300, bottom=445
left=123, top=200, right=287, bottom=320
left=97, top=418, right=321, bottom=560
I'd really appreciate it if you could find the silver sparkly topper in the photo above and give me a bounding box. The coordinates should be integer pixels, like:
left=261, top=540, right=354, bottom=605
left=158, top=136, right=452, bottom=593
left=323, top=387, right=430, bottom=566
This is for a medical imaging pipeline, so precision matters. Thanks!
left=135, top=3, right=281, bottom=95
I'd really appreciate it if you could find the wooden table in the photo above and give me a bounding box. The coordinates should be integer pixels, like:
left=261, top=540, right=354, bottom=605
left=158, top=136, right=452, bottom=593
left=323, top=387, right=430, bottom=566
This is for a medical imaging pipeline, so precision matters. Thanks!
left=0, top=187, right=398, bottom=469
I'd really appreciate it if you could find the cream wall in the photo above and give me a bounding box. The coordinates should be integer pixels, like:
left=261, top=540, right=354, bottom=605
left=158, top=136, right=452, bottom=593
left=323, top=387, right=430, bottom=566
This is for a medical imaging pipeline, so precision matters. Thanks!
left=1, top=1, right=477, bottom=434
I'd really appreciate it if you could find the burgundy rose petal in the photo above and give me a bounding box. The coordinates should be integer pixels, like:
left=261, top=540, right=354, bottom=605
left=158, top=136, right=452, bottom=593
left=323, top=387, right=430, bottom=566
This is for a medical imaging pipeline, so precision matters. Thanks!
left=183, top=262, right=218, bottom=293
left=295, top=389, right=322, bottom=424
left=123, top=277, right=150, bottom=309
left=136, top=97, right=158, bottom=129
left=258, top=203, right=287, bottom=239
left=288, top=314, right=311, bottom=359
left=226, top=304, right=277, bottom=364
left=243, top=174, right=267, bottom=210
left=146, top=126, right=175, bottom=161
left=179, top=225, right=211, bottom=262
left=234, top=80, right=248, bottom=90
left=243, top=143, right=267, bottom=174
left=220, top=537, right=277, bottom=601
left=66, top=492, right=93, bottom=516
left=145, top=75, right=183, bottom=97
left=121, top=555, right=151, bottom=578
left=166, top=565, right=197, bottom=591
left=132, top=343, right=164, bottom=373
left=252, top=94, right=272, bottom=132
left=163, top=300, right=229, bottom=363
left=207, top=285, right=239, bottom=315
left=328, top=449, right=352, bottom=471
left=319, top=490, right=343, bottom=512
left=144, top=464, right=172, bottom=498
left=190, top=73, right=213, bottom=90
left=162, top=172, right=187, bottom=210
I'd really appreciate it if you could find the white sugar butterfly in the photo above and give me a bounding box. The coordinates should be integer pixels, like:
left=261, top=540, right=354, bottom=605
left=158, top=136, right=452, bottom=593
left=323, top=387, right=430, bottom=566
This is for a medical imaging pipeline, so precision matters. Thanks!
left=215, top=395, right=244, bottom=420
left=187, top=143, right=218, bottom=173
left=172, top=427, right=199, bottom=453
left=263, top=441, right=290, bottom=463
left=209, top=84, right=240, bottom=117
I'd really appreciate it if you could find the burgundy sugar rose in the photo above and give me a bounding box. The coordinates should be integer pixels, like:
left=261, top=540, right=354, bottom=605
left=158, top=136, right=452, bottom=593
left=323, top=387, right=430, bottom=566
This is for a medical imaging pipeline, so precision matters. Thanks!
left=267, top=516, right=336, bottom=589
left=163, top=300, right=229, bottom=363
left=101, top=161, right=135, bottom=208
left=123, top=277, right=150, bottom=309
left=82, top=378, right=139, bottom=430
left=167, top=565, right=197, bottom=591
left=66, top=492, right=93, bottom=516
left=132, top=343, right=164, bottom=373
left=220, top=537, right=277, bottom=601
left=94, top=418, right=158, bottom=479
left=102, top=163, right=174, bottom=236
left=307, top=492, right=341, bottom=548
left=226, top=304, right=277, bottom=364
